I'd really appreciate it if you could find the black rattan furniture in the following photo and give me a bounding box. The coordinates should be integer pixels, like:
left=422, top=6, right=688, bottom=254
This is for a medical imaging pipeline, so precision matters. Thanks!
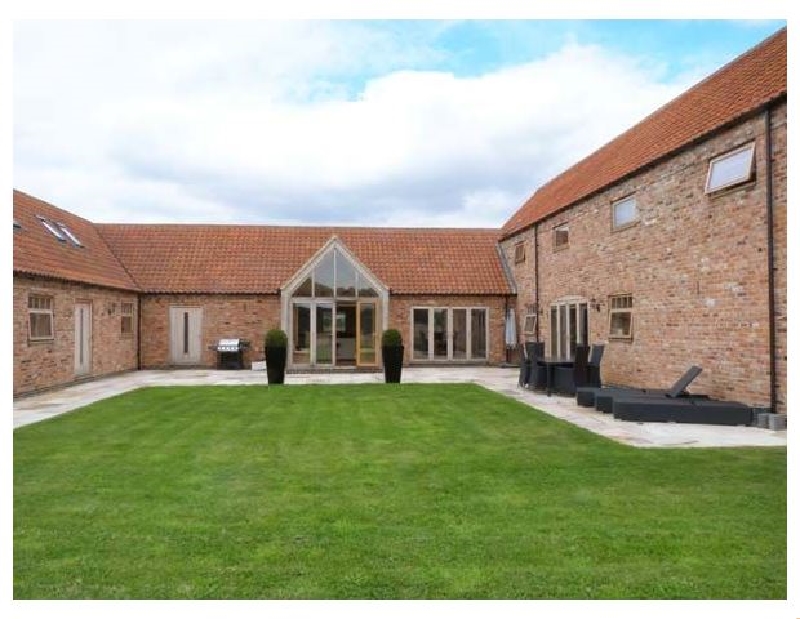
left=576, top=365, right=704, bottom=411
left=552, top=345, right=589, bottom=396
left=586, top=344, right=605, bottom=387
left=612, top=396, right=753, bottom=426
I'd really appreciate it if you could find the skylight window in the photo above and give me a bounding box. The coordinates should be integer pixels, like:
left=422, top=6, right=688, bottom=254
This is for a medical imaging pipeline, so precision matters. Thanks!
left=37, top=216, right=66, bottom=241
left=57, top=222, right=83, bottom=247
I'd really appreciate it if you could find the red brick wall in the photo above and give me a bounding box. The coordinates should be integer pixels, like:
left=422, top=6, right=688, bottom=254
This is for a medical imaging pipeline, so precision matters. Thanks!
left=13, top=275, right=138, bottom=395
left=139, top=294, right=281, bottom=368
left=502, top=103, right=787, bottom=411
left=388, top=295, right=511, bottom=365
left=770, top=102, right=787, bottom=414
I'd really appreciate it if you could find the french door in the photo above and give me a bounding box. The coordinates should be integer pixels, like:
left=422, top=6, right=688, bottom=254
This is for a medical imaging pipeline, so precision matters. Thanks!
left=412, top=307, right=488, bottom=361
left=549, top=299, right=588, bottom=358
left=356, top=301, right=378, bottom=366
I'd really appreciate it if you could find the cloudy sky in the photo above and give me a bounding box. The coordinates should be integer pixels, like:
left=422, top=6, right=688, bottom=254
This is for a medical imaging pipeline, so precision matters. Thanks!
left=13, top=19, right=786, bottom=227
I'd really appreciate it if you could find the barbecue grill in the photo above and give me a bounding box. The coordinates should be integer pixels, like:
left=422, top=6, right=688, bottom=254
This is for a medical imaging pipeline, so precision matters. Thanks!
left=211, top=338, right=250, bottom=370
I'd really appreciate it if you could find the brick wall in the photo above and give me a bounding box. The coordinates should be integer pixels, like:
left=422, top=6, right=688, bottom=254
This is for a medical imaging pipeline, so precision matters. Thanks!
left=388, top=295, right=511, bottom=365
left=501, top=102, right=787, bottom=411
left=13, top=275, right=138, bottom=395
left=770, top=102, right=787, bottom=414
left=139, top=294, right=281, bottom=368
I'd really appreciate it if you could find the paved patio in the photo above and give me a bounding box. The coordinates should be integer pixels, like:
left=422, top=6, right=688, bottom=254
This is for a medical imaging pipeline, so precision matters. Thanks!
left=13, top=368, right=787, bottom=448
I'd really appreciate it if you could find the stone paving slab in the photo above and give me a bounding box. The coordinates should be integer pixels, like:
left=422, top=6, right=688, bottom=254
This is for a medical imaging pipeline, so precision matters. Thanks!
left=12, top=368, right=787, bottom=448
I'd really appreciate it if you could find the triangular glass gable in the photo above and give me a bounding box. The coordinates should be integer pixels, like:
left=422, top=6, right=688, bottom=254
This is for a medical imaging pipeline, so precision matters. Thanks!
left=290, top=243, right=380, bottom=299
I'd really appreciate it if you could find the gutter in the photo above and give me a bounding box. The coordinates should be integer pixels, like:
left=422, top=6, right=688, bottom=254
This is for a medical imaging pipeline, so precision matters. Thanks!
left=764, top=106, right=777, bottom=414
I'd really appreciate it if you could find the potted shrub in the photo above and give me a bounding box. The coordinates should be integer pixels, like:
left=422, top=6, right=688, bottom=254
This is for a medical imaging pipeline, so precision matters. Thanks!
left=264, top=328, right=288, bottom=385
left=381, top=328, right=404, bottom=384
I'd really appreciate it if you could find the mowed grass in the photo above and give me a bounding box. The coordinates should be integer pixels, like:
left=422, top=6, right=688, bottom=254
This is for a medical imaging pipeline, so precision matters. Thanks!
left=14, top=384, right=786, bottom=599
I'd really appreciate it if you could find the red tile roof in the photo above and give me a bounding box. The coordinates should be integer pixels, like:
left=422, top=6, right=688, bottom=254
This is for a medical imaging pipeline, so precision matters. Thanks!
left=501, top=27, right=787, bottom=239
left=13, top=190, right=139, bottom=291
left=96, top=224, right=512, bottom=295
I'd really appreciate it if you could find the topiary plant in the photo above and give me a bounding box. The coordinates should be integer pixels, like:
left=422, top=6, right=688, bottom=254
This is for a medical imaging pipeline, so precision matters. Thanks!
left=381, top=328, right=403, bottom=347
left=265, top=328, right=288, bottom=348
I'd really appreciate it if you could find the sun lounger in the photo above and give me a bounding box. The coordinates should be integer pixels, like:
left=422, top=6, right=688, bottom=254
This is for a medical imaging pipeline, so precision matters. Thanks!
left=611, top=396, right=753, bottom=426
left=576, top=365, right=705, bottom=411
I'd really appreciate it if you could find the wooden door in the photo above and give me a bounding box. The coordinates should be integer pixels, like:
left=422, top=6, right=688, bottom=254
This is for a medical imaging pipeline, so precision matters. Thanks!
left=169, top=307, right=203, bottom=364
left=74, top=302, right=92, bottom=376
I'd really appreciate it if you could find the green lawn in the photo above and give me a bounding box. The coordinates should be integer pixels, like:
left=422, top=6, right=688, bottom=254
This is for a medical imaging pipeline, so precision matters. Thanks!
left=14, top=384, right=786, bottom=599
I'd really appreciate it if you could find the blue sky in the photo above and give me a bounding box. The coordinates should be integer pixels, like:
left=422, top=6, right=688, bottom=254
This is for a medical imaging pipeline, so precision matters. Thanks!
left=13, top=19, right=786, bottom=227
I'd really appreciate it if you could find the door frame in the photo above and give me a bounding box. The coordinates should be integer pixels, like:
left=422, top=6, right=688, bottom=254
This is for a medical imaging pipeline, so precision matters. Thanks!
left=74, top=301, right=92, bottom=376
left=356, top=300, right=379, bottom=367
left=169, top=306, right=203, bottom=365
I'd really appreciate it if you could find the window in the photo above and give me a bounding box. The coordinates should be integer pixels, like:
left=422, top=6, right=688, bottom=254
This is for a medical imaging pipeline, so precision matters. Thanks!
left=549, top=299, right=588, bottom=358
left=523, top=304, right=537, bottom=337
left=553, top=223, right=569, bottom=250
left=37, top=216, right=66, bottom=241
left=612, top=195, right=638, bottom=230
left=411, top=307, right=488, bottom=361
left=28, top=294, right=54, bottom=340
left=13, top=220, right=21, bottom=230
left=292, top=248, right=378, bottom=299
left=121, top=302, right=134, bottom=336
left=514, top=241, right=525, bottom=264
left=609, top=294, right=633, bottom=339
left=57, top=223, right=83, bottom=247
left=706, top=142, right=755, bottom=193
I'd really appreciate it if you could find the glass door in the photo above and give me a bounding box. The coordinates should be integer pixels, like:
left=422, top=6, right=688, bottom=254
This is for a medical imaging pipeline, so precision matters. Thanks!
left=357, top=301, right=377, bottom=366
left=316, top=303, right=334, bottom=365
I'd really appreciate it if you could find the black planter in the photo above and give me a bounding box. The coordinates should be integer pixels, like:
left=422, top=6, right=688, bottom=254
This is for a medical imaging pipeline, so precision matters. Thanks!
left=266, top=346, right=287, bottom=384
left=381, top=345, right=404, bottom=383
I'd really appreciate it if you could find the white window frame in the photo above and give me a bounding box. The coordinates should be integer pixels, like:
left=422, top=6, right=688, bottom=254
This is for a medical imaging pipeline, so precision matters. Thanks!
left=549, top=298, right=589, bottom=358
left=609, top=294, right=634, bottom=340
left=409, top=306, right=489, bottom=362
left=28, top=294, right=54, bottom=341
left=612, top=195, right=638, bottom=230
left=705, top=142, right=756, bottom=193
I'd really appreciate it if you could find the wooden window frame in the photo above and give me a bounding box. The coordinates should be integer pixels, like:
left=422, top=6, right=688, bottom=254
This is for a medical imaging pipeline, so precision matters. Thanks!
left=28, top=294, right=54, bottom=341
left=705, top=142, right=756, bottom=193
left=409, top=306, right=489, bottom=362
left=608, top=294, right=634, bottom=340
left=553, top=223, right=569, bottom=251
left=514, top=241, right=526, bottom=264
left=120, top=301, right=134, bottom=337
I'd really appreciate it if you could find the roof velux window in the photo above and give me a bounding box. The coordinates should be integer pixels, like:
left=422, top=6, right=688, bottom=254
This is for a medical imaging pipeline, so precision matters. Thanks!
left=57, top=222, right=83, bottom=247
left=705, top=142, right=755, bottom=193
left=37, top=216, right=66, bottom=241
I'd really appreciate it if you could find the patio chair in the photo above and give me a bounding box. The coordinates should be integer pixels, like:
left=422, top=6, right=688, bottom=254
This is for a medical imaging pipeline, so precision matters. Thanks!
left=576, top=365, right=705, bottom=412
left=523, top=342, right=547, bottom=391
left=612, top=396, right=753, bottom=426
left=552, top=345, right=589, bottom=396
left=586, top=344, right=605, bottom=388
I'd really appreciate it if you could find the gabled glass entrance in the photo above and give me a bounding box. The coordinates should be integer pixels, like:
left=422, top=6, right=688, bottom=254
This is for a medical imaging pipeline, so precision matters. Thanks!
left=286, top=243, right=385, bottom=368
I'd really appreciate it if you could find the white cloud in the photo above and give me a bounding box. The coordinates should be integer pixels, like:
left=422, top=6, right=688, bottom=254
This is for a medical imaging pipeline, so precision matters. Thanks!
left=13, top=21, right=705, bottom=227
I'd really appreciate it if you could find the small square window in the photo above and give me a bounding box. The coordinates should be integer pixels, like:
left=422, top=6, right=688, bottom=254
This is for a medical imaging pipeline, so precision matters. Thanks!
left=121, top=302, right=134, bottom=336
left=523, top=313, right=537, bottom=335
left=553, top=223, right=569, bottom=251
left=612, top=196, right=638, bottom=230
left=514, top=241, right=525, bottom=264
left=609, top=294, right=633, bottom=340
left=706, top=143, right=755, bottom=193
left=28, top=294, right=54, bottom=340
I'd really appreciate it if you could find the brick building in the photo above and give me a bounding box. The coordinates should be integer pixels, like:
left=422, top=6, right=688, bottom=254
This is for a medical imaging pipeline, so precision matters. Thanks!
left=13, top=192, right=514, bottom=396
left=13, top=28, right=787, bottom=419
left=500, top=28, right=787, bottom=414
